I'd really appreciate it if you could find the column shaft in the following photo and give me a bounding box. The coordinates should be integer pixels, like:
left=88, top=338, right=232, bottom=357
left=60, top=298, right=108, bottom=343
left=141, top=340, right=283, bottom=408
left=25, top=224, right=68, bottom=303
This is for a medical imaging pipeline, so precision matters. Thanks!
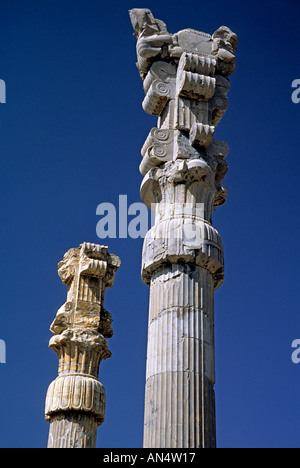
left=144, top=264, right=216, bottom=448
left=47, top=413, right=98, bottom=449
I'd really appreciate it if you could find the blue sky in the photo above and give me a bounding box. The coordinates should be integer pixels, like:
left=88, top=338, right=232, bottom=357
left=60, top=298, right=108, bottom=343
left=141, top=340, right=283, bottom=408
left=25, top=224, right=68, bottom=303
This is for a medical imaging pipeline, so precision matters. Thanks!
left=0, top=0, right=300, bottom=448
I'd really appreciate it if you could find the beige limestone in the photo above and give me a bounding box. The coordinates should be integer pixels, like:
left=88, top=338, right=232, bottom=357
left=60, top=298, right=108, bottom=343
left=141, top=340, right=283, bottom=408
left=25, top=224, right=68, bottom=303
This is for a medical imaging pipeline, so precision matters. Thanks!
left=45, top=242, right=120, bottom=448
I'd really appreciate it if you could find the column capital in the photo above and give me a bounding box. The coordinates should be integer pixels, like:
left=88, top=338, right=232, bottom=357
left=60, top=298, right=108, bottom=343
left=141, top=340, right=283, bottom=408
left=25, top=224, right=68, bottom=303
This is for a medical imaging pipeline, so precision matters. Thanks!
left=45, top=243, right=120, bottom=447
left=51, top=242, right=120, bottom=335
left=130, top=8, right=237, bottom=203
left=129, top=9, right=237, bottom=80
left=130, top=10, right=237, bottom=291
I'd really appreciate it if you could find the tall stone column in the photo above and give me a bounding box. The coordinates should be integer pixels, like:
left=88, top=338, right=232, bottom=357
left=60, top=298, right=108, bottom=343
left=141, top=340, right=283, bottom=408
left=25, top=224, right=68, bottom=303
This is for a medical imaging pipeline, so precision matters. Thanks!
left=45, top=242, right=121, bottom=448
left=129, top=9, right=238, bottom=448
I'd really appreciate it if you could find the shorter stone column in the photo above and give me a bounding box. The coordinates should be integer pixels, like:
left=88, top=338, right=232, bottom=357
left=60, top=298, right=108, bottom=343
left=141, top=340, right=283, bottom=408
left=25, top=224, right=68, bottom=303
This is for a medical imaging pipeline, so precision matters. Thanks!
left=45, top=242, right=121, bottom=448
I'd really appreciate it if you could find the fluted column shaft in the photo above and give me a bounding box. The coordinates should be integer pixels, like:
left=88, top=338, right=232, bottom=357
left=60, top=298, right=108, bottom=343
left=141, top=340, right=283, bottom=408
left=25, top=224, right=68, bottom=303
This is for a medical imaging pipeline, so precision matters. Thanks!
left=144, top=264, right=215, bottom=448
left=47, top=412, right=98, bottom=449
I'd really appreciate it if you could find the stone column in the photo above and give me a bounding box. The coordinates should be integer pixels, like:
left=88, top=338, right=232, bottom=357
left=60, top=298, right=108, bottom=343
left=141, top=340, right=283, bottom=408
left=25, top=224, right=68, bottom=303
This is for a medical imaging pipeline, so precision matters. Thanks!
left=129, top=9, right=238, bottom=448
left=45, top=242, right=121, bottom=448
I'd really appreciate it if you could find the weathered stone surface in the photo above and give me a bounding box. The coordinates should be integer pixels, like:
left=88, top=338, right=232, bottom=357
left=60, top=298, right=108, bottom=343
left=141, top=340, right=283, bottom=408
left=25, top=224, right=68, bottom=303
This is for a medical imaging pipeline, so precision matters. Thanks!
left=47, top=413, right=98, bottom=449
left=51, top=242, right=120, bottom=335
left=130, top=8, right=237, bottom=448
left=144, top=264, right=216, bottom=448
left=45, top=243, right=120, bottom=449
left=129, top=8, right=237, bottom=79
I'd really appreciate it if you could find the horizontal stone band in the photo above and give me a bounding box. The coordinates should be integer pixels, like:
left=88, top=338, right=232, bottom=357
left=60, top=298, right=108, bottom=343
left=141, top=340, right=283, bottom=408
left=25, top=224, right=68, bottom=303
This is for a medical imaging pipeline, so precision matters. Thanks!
left=142, top=219, right=224, bottom=289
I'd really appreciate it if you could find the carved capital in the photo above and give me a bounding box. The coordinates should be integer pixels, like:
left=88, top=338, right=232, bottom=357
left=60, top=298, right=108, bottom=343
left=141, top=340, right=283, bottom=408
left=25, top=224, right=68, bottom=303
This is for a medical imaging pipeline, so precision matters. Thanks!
left=177, top=71, right=216, bottom=101
left=50, top=243, right=120, bottom=334
left=130, top=11, right=237, bottom=288
left=178, top=53, right=216, bottom=76
left=143, top=80, right=176, bottom=115
left=190, top=123, right=215, bottom=148
left=49, top=328, right=112, bottom=375
left=46, top=243, right=120, bottom=441
left=131, top=9, right=237, bottom=193
left=140, top=128, right=174, bottom=175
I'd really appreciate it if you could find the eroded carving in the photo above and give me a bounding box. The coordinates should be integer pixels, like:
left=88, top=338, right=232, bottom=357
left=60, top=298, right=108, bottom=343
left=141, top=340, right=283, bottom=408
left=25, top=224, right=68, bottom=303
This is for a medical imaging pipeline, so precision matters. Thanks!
left=45, top=243, right=120, bottom=448
left=130, top=8, right=237, bottom=209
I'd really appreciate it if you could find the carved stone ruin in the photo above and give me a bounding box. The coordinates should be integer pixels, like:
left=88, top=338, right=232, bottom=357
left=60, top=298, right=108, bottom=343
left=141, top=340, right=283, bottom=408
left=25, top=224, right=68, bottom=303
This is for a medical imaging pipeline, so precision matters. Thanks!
left=45, top=242, right=120, bottom=448
left=129, top=8, right=238, bottom=448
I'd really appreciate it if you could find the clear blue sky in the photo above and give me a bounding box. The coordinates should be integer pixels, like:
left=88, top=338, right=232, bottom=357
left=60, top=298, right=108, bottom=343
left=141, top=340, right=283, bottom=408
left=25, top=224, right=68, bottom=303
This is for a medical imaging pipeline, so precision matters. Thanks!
left=0, top=0, right=300, bottom=448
